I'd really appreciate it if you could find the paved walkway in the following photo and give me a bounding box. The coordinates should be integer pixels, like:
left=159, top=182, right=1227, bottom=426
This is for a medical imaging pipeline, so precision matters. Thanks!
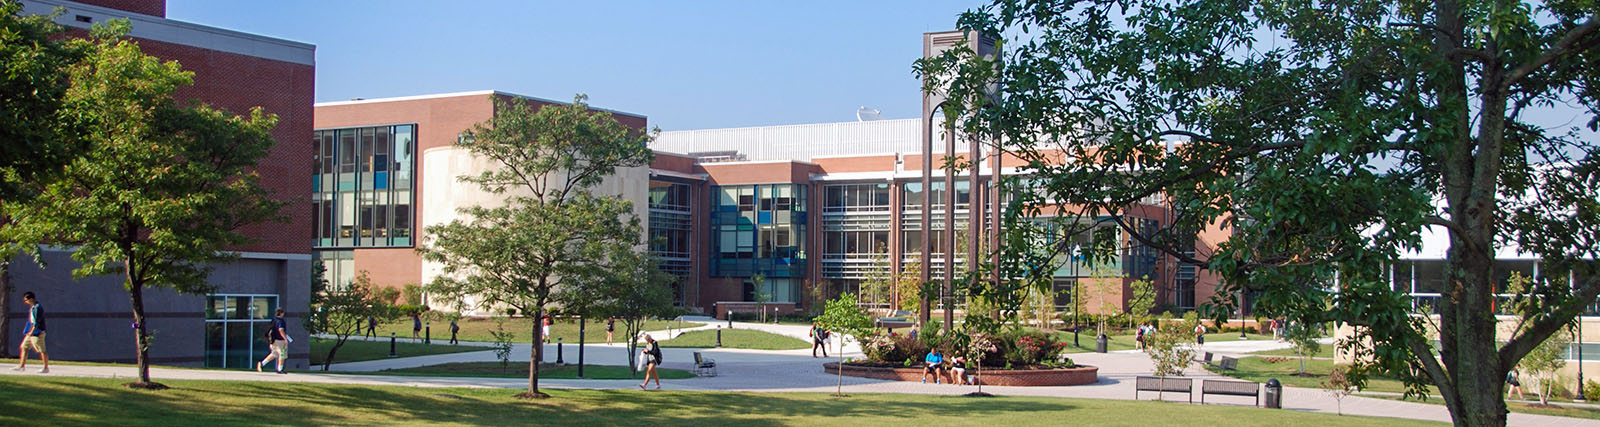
left=5, top=320, right=1593, bottom=426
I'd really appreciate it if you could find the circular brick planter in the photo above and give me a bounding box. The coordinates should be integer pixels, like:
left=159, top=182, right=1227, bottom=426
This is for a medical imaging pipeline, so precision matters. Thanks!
left=823, top=362, right=1099, bottom=386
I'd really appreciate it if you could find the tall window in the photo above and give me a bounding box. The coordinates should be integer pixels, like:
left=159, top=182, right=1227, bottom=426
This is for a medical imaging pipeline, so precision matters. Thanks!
left=711, top=184, right=807, bottom=284
left=312, top=125, right=415, bottom=248
left=823, top=183, right=891, bottom=213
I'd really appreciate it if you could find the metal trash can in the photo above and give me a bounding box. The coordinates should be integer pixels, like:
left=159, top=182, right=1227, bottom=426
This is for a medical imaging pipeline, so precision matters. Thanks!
left=1096, top=334, right=1108, bottom=353
left=1264, top=378, right=1282, bottom=408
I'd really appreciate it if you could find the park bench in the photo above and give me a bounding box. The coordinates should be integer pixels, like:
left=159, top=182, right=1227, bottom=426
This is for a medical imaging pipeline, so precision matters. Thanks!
left=1217, top=356, right=1238, bottom=371
left=693, top=352, right=718, bottom=377
left=1200, top=379, right=1260, bottom=406
left=1201, top=352, right=1214, bottom=365
left=1134, top=376, right=1193, bottom=403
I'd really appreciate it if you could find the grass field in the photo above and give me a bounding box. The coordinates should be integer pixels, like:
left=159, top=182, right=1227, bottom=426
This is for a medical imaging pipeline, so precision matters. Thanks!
left=0, top=376, right=1441, bottom=426
left=368, top=362, right=695, bottom=380
left=1207, top=356, right=1599, bottom=420
left=309, top=338, right=485, bottom=365
left=369, top=318, right=703, bottom=345
left=658, top=329, right=811, bottom=350
left=1053, top=332, right=1276, bottom=354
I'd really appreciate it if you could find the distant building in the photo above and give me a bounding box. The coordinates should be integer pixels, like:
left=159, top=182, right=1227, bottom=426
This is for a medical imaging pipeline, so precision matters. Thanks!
left=8, top=0, right=314, bottom=369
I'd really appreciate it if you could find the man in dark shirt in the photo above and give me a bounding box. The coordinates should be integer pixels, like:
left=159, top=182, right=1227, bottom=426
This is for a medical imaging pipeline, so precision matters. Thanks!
left=11, top=291, right=49, bottom=373
left=257, top=308, right=291, bottom=373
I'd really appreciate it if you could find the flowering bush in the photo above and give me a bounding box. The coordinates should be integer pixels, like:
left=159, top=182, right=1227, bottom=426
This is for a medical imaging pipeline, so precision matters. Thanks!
left=861, top=331, right=898, bottom=362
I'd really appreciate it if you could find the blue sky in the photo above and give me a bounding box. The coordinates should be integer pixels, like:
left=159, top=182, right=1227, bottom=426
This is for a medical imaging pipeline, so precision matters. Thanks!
left=166, top=0, right=987, bottom=131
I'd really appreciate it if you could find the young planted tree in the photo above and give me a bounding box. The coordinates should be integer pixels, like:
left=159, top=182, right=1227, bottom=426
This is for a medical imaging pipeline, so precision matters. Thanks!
left=1127, top=276, right=1156, bottom=329
left=1519, top=329, right=1570, bottom=406
left=816, top=292, right=874, bottom=396
left=419, top=95, right=653, bottom=399
left=1284, top=320, right=1324, bottom=375
left=1, top=21, right=281, bottom=389
left=922, top=1, right=1600, bottom=424
left=560, top=249, right=679, bottom=378
left=306, top=270, right=396, bottom=370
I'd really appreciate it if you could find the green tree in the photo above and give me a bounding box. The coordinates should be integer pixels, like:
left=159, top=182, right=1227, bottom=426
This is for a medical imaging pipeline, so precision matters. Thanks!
left=560, top=249, right=680, bottom=378
left=816, top=292, right=874, bottom=396
left=1127, top=276, right=1156, bottom=329
left=1518, top=328, right=1570, bottom=406
left=1284, top=320, right=1324, bottom=375
left=0, top=1, right=87, bottom=359
left=306, top=270, right=397, bottom=370
left=750, top=273, right=769, bottom=322
left=921, top=1, right=1600, bottom=424
left=418, top=94, right=653, bottom=399
left=0, top=20, right=281, bottom=389
left=1145, top=315, right=1199, bottom=378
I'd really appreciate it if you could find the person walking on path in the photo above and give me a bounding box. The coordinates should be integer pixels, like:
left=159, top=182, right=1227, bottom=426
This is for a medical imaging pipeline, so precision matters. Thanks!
left=542, top=316, right=553, bottom=344
left=11, top=292, right=49, bottom=374
left=606, top=318, right=615, bottom=345
left=638, top=334, right=663, bottom=390
left=256, top=307, right=290, bottom=374
left=1194, top=323, right=1207, bottom=346
left=366, top=315, right=377, bottom=339
left=410, top=313, right=422, bottom=341
left=1507, top=370, right=1526, bottom=400
left=449, top=318, right=460, bottom=345
left=810, top=322, right=829, bottom=358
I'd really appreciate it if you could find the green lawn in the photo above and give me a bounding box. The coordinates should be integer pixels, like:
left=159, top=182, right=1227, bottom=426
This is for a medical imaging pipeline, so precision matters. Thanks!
left=0, top=376, right=1441, bottom=426
left=1205, top=355, right=1425, bottom=395
left=1363, top=394, right=1600, bottom=421
left=1246, top=347, right=1326, bottom=357
left=309, top=338, right=485, bottom=365
left=658, top=329, right=811, bottom=350
left=369, top=362, right=695, bottom=380
left=1053, top=332, right=1275, bottom=354
left=370, top=318, right=702, bottom=344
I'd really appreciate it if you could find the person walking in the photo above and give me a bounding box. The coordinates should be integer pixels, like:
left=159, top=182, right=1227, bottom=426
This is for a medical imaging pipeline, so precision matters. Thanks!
left=366, top=315, right=377, bottom=339
left=810, top=322, right=829, bottom=358
left=542, top=315, right=553, bottom=344
left=1507, top=370, right=1526, bottom=400
left=256, top=307, right=290, bottom=374
left=1194, top=323, right=1207, bottom=346
left=11, top=292, right=49, bottom=374
left=638, top=334, right=663, bottom=390
left=605, top=318, right=615, bottom=345
left=410, top=312, right=422, bottom=341
left=449, top=318, right=460, bottom=345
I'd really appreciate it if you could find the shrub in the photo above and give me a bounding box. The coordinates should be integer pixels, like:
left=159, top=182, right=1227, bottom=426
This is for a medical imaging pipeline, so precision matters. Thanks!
left=374, top=286, right=402, bottom=305
left=401, top=283, right=423, bottom=306
left=1585, top=380, right=1600, bottom=402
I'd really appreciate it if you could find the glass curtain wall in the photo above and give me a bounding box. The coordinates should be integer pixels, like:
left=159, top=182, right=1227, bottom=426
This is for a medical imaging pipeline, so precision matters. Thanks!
left=312, top=125, right=415, bottom=249
left=712, top=184, right=807, bottom=301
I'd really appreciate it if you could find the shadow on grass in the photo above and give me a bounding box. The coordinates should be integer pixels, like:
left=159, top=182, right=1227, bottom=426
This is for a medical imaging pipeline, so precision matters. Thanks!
left=0, top=376, right=1084, bottom=426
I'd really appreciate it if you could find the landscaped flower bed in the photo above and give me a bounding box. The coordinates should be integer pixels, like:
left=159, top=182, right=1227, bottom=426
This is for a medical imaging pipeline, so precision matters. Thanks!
left=831, top=325, right=1100, bottom=386
left=823, top=361, right=1100, bottom=386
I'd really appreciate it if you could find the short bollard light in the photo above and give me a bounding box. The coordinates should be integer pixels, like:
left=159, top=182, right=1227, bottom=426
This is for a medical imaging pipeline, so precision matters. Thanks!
left=425, top=322, right=431, bottom=345
left=389, top=332, right=397, bottom=358
left=727, top=310, right=733, bottom=328
left=1264, top=378, right=1283, bottom=409
left=557, top=338, right=565, bottom=365
left=716, top=326, right=723, bottom=348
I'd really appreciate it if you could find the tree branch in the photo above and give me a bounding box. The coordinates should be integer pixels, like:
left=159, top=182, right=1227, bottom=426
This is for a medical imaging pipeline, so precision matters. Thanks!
left=1503, top=13, right=1600, bottom=90
left=1498, top=275, right=1600, bottom=373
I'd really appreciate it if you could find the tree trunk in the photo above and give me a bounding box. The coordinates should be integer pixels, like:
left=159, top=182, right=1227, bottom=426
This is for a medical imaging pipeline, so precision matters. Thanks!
left=324, top=338, right=346, bottom=371
left=519, top=306, right=545, bottom=399
left=1439, top=208, right=1509, bottom=427
left=128, top=279, right=161, bottom=388
left=0, top=259, right=10, bottom=359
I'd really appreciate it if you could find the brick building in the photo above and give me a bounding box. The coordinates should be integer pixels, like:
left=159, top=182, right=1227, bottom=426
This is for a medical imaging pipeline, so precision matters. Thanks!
left=8, top=0, right=314, bottom=369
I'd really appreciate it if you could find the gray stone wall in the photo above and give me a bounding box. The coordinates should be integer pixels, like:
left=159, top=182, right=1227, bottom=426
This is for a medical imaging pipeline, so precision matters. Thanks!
left=6, top=248, right=309, bottom=370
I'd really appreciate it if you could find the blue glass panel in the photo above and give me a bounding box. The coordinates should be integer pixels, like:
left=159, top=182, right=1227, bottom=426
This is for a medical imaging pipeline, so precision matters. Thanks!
left=312, top=175, right=321, bottom=192
left=374, top=171, right=388, bottom=189
left=758, top=211, right=772, bottom=224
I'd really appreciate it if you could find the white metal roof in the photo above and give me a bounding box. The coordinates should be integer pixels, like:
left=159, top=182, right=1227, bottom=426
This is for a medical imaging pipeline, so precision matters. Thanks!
left=652, top=118, right=970, bottom=161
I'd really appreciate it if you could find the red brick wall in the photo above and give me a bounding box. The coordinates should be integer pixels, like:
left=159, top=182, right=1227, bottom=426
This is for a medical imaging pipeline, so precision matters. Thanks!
left=116, top=37, right=314, bottom=255
left=650, top=151, right=698, bottom=173
left=72, top=0, right=164, bottom=17
left=813, top=155, right=895, bottom=174
left=353, top=248, right=422, bottom=289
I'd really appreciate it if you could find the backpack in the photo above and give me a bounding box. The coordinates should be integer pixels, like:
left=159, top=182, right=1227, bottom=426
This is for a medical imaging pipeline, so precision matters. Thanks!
left=263, top=328, right=276, bottom=343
